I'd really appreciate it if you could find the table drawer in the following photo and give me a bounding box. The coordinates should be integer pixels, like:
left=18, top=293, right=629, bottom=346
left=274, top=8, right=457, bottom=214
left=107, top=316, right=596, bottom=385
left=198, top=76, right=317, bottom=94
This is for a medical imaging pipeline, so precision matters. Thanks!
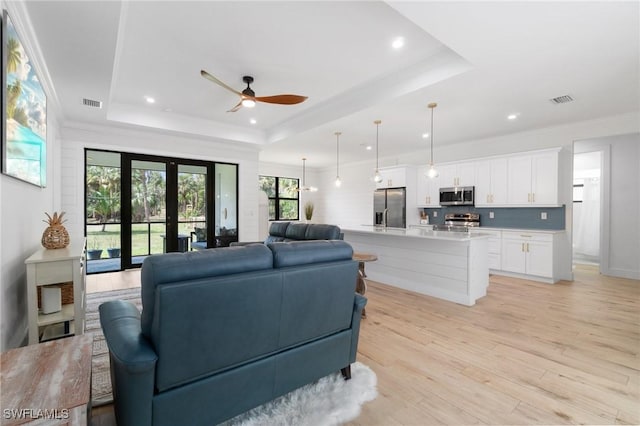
left=35, top=261, right=73, bottom=285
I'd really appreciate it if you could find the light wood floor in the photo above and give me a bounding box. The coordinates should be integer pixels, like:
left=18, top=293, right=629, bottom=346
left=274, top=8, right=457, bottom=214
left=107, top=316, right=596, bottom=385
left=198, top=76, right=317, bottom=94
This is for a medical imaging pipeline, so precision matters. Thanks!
left=90, top=265, right=639, bottom=425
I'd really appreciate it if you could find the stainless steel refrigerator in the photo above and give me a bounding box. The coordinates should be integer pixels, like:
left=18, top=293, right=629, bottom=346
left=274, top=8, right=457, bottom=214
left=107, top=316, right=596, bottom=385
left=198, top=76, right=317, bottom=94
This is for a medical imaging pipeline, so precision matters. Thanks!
left=373, top=188, right=406, bottom=228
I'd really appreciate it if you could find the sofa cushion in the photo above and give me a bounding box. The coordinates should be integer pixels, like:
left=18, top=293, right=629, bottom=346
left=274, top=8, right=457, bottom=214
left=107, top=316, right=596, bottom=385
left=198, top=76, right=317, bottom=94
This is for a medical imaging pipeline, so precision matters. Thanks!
left=141, top=244, right=273, bottom=337
left=284, top=223, right=308, bottom=240
left=264, top=235, right=286, bottom=244
left=268, top=240, right=353, bottom=268
left=304, top=224, right=341, bottom=240
left=268, top=222, right=290, bottom=238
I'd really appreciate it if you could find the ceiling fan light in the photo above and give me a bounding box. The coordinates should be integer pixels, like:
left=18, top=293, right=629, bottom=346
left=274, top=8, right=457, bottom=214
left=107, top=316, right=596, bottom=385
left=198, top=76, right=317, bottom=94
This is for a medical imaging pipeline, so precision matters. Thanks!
left=241, top=98, right=256, bottom=108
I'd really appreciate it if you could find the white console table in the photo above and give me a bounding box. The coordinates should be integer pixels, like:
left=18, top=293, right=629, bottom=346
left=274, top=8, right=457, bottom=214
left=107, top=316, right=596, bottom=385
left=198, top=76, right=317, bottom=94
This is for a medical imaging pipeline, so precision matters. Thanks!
left=25, top=239, right=86, bottom=345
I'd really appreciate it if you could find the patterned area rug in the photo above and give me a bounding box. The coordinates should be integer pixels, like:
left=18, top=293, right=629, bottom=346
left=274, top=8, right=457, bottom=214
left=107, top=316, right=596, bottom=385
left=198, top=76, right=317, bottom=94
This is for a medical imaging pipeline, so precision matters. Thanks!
left=85, top=288, right=142, bottom=406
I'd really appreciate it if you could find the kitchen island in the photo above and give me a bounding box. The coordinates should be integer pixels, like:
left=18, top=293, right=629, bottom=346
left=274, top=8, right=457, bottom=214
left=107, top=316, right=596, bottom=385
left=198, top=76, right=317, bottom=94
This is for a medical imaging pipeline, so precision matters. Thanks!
left=342, top=226, right=490, bottom=306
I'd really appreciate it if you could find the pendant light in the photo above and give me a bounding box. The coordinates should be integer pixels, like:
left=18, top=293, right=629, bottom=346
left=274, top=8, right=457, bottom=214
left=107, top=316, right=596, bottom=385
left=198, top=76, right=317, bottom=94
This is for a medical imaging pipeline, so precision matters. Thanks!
left=426, top=103, right=439, bottom=179
left=334, top=132, right=342, bottom=187
left=373, top=120, right=383, bottom=183
left=297, top=157, right=318, bottom=192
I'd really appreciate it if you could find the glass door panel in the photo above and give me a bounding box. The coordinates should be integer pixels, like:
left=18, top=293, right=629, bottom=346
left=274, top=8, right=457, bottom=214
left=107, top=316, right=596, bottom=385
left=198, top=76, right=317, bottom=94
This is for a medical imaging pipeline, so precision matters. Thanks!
left=178, top=164, right=207, bottom=250
left=85, top=150, right=122, bottom=274
left=214, top=164, right=238, bottom=247
left=130, top=160, right=167, bottom=266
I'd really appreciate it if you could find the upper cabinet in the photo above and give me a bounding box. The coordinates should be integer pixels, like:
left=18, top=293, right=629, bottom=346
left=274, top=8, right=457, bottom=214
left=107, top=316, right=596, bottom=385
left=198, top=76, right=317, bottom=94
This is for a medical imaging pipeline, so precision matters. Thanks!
left=411, top=148, right=561, bottom=208
left=375, top=166, right=408, bottom=189
left=506, top=150, right=559, bottom=206
left=415, top=166, right=440, bottom=207
left=437, top=162, right=476, bottom=188
left=475, top=158, right=508, bottom=206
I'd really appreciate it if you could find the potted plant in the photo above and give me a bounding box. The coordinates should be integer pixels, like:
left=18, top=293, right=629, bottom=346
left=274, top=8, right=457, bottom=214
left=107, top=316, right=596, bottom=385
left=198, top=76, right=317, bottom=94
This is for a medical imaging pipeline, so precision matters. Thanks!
left=304, top=201, right=314, bottom=223
left=86, top=239, right=103, bottom=260
left=106, top=237, right=121, bottom=258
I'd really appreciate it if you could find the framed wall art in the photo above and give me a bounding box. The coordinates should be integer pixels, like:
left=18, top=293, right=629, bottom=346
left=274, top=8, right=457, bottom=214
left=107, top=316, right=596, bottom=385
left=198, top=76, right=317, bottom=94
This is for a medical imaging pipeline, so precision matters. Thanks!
left=2, top=9, right=47, bottom=187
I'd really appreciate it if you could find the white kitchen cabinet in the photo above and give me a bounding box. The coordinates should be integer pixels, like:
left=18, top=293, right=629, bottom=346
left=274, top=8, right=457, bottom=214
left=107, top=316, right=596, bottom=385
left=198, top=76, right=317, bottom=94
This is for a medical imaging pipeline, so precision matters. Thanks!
left=375, top=167, right=407, bottom=189
left=475, top=158, right=508, bottom=206
left=438, top=162, right=476, bottom=187
left=507, top=150, right=559, bottom=206
left=501, top=231, right=553, bottom=278
left=415, top=166, right=440, bottom=207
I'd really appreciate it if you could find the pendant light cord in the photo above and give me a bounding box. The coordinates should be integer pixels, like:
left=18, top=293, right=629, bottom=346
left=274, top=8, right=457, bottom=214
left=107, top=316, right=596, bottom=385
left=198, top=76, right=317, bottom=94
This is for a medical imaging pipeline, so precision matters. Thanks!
left=335, top=132, right=340, bottom=177
left=430, top=106, right=434, bottom=165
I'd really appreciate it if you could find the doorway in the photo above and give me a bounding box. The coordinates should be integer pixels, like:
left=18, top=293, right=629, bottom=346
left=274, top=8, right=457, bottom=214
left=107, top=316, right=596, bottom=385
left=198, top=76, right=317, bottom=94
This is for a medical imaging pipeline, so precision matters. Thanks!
left=572, top=151, right=602, bottom=267
left=85, top=149, right=238, bottom=274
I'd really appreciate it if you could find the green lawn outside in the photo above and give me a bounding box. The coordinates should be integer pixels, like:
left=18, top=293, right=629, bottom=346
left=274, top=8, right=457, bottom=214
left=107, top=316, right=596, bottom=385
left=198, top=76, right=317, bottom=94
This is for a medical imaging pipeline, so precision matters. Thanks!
left=87, top=222, right=201, bottom=259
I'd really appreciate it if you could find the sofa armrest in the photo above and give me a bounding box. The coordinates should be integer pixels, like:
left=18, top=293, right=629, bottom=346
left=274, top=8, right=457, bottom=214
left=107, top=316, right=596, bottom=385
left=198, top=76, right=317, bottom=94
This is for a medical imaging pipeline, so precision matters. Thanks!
left=348, top=294, right=367, bottom=362
left=99, top=300, right=157, bottom=426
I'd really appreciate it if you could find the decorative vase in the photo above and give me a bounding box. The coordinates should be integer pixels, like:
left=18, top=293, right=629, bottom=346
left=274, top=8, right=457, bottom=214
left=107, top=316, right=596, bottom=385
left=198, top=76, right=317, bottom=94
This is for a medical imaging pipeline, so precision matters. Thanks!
left=107, top=248, right=121, bottom=258
left=41, top=212, right=70, bottom=249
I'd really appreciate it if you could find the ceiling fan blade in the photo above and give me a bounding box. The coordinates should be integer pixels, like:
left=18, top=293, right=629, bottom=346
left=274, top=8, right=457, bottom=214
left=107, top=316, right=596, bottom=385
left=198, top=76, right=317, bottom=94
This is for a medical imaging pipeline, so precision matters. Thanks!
left=255, top=94, right=308, bottom=105
left=227, top=100, right=243, bottom=113
left=201, top=70, right=242, bottom=96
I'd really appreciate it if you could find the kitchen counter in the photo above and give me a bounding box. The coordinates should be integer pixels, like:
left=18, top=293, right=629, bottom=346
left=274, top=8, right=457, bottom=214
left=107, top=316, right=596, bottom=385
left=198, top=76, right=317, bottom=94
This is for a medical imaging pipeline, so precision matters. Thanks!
left=342, top=226, right=489, bottom=306
left=346, top=225, right=490, bottom=241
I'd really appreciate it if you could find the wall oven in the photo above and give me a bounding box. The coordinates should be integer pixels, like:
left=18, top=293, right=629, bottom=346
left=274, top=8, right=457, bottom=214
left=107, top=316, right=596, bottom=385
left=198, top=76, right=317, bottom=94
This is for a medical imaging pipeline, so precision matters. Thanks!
left=439, top=186, right=475, bottom=206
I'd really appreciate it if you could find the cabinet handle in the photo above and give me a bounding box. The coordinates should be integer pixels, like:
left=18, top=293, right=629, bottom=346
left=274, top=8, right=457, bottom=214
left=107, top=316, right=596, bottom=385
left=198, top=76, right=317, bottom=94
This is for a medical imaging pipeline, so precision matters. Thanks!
left=487, top=195, right=490, bottom=203
left=526, top=243, right=530, bottom=252
left=532, top=193, right=535, bottom=203
left=520, top=234, right=532, bottom=238
left=491, top=194, right=494, bottom=203
left=527, top=193, right=531, bottom=202
left=521, top=243, right=525, bottom=252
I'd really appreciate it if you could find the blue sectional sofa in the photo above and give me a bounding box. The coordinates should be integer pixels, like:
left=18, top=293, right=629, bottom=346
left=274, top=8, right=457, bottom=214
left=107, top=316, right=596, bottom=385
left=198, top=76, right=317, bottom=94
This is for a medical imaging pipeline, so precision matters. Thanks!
left=231, top=221, right=342, bottom=247
left=99, top=240, right=366, bottom=426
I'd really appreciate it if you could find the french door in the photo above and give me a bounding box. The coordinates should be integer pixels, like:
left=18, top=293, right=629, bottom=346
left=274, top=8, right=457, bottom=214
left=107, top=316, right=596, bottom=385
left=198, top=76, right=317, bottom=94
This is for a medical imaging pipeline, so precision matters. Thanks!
left=85, top=149, right=238, bottom=273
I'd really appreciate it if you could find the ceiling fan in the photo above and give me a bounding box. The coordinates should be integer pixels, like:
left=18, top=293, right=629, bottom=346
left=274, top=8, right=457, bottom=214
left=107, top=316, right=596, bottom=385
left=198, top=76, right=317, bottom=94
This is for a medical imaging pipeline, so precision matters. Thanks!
left=200, top=70, right=308, bottom=112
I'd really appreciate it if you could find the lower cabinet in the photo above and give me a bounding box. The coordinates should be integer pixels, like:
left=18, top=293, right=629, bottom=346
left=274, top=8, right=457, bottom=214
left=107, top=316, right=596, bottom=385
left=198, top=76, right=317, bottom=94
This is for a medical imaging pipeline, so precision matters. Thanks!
left=501, top=231, right=553, bottom=279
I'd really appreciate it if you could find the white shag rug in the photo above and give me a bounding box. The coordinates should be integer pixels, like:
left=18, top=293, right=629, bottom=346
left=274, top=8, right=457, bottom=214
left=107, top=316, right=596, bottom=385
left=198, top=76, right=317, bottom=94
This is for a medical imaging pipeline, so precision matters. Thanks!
left=222, top=362, right=378, bottom=426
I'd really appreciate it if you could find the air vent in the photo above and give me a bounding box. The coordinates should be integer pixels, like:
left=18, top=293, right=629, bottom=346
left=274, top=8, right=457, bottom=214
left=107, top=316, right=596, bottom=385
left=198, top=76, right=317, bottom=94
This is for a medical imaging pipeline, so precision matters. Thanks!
left=550, top=95, right=574, bottom=104
left=82, top=98, right=103, bottom=108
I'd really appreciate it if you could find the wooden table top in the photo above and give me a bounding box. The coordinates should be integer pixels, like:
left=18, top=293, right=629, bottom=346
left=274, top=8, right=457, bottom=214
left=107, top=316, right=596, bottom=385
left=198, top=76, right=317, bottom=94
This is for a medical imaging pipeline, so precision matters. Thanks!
left=1, top=334, right=93, bottom=425
left=353, top=252, right=378, bottom=262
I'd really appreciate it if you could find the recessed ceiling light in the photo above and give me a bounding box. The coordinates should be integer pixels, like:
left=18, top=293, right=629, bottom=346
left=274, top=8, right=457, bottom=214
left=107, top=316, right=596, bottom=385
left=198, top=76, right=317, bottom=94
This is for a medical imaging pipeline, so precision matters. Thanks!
left=392, top=37, right=405, bottom=49
left=250, top=118, right=257, bottom=124
left=145, top=96, right=155, bottom=104
left=507, top=113, right=519, bottom=120
left=366, top=145, right=373, bottom=151
left=422, top=133, right=429, bottom=139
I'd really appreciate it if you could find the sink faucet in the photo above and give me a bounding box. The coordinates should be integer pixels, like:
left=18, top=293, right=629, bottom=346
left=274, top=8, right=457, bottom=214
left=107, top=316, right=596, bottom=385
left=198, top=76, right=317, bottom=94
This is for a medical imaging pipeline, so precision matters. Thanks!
left=383, top=208, right=389, bottom=228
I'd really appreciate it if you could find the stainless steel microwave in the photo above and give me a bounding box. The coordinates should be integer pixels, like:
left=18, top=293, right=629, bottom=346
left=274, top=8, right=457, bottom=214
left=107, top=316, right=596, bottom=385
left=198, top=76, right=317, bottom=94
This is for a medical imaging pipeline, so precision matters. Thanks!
left=439, top=186, right=475, bottom=206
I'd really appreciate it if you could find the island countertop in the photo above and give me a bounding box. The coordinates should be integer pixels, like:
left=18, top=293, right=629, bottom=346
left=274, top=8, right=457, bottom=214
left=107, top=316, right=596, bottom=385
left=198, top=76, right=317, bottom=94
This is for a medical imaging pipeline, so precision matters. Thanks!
left=342, top=225, right=490, bottom=241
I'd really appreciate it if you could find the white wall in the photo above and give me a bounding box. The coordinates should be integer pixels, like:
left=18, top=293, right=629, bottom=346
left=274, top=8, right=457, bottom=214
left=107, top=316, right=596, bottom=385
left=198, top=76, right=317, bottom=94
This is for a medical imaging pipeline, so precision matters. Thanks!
left=0, top=1, right=61, bottom=350
left=574, top=133, right=640, bottom=280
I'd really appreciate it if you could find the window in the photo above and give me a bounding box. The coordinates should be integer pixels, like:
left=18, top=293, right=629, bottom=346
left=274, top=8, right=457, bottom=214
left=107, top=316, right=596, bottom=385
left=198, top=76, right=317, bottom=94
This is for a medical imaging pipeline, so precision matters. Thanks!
left=259, top=175, right=299, bottom=220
